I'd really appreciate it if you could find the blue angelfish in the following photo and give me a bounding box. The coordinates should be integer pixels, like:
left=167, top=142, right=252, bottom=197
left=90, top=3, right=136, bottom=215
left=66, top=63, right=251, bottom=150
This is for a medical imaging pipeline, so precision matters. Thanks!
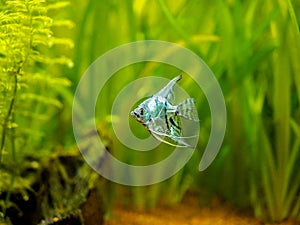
left=131, top=75, right=199, bottom=148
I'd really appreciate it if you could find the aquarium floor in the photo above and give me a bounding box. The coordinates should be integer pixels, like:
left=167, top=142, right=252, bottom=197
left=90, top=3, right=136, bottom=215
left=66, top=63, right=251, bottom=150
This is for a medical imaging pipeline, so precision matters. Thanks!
left=105, top=194, right=296, bottom=225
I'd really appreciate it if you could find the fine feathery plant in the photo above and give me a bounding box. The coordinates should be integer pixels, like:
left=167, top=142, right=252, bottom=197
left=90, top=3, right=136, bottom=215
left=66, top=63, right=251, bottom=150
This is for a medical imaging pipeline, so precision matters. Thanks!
left=0, top=0, right=73, bottom=163
left=0, top=0, right=73, bottom=220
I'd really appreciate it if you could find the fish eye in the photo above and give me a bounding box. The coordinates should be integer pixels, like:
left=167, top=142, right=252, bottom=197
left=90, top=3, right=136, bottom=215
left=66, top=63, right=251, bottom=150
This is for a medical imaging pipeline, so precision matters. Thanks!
left=139, top=108, right=144, bottom=115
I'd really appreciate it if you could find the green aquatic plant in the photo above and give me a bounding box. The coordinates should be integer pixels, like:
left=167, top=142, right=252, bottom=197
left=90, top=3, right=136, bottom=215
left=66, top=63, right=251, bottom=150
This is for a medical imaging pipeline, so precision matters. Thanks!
left=0, top=0, right=73, bottom=161
left=0, top=0, right=73, bottom=219
left=66, top=0, right=300, bottom=222
left=204, top=0, right=300, bottom=222
left=248, top=0, right=300, bottom=221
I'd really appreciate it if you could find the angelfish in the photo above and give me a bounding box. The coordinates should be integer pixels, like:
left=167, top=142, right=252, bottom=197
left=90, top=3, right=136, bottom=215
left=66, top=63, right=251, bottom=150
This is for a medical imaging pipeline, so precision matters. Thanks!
left=130, top=75, right=199, bottom=148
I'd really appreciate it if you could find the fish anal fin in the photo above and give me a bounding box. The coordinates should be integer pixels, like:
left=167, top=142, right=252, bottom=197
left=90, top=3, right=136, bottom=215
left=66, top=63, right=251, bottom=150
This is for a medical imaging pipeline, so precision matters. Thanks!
left=151, top=132, right=192, bottom=148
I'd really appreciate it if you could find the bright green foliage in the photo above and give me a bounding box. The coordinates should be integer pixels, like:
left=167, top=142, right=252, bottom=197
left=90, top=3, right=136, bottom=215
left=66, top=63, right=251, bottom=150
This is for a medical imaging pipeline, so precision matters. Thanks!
left=0, top=0, right=73, bottom=162
left=0, top=0, right=298, bottom=223
left=247, top=0, right=300, bottom=221
left=0, top=0, right=73, bottom=219
left=190, top=0, right=300, bottom=222
left=70, top=0, right=300, bottom=222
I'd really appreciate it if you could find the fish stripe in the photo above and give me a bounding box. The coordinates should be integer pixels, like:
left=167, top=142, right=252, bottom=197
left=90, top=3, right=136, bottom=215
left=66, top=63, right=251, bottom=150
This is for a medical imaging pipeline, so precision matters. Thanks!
left=169, top=116, right=180, bottom=130
left=164, top=102, right=170, bottom=130
left=165, top=114, right=170, bottom=130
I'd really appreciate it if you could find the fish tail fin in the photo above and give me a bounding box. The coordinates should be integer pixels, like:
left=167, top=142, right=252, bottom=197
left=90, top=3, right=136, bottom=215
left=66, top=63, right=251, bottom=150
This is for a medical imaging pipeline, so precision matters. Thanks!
left=176, top=98, right=199, bottom=121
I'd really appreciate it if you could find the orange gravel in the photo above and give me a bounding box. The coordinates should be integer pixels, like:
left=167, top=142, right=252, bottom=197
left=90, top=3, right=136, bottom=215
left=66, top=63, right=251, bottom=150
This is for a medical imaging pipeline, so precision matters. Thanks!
left=105, top=194, right=297, bottom=225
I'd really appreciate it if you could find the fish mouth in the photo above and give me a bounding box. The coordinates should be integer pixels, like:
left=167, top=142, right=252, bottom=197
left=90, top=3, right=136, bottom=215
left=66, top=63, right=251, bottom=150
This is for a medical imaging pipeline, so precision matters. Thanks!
left=130, top=111, right=136, bottom=117
left=131, top=111, right=143, bottom=123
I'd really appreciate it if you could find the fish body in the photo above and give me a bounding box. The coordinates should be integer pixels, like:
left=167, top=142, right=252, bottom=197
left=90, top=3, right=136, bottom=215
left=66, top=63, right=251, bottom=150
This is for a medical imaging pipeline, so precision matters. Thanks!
left=131, top=75, right=199, bottom=148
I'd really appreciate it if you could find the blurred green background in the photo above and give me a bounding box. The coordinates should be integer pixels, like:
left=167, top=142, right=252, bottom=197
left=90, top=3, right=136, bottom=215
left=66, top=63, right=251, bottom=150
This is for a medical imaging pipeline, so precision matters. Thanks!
left=0, top=0, right=300, bottom=224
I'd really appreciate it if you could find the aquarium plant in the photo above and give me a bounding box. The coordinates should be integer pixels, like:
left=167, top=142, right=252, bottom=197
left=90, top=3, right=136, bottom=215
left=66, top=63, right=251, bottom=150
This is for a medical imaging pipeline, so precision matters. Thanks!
left=197, top=0, right=300, bottom=222
left=0, top=0, right=73, bottom=222
left=25, top=0, right=299, bottom=223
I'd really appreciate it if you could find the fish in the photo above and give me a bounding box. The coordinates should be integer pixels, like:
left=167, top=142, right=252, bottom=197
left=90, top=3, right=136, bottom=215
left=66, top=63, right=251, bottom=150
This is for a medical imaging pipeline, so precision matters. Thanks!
left=130, top=75, right=199, bottom=148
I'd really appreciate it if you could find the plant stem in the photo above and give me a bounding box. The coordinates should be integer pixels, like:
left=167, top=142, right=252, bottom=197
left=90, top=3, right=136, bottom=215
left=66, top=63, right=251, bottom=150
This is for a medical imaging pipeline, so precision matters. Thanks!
left=0, top=70, right=18, bottom=163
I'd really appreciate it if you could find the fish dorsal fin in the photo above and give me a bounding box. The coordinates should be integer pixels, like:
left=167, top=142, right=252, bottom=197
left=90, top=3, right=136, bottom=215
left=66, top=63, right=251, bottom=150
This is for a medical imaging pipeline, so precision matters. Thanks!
left=154, top=75, right=182, bottom=102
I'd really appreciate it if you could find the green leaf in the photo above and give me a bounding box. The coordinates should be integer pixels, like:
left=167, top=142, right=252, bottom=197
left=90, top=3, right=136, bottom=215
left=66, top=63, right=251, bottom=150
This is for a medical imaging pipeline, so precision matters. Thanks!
left=20, top=93, right=63, bottom=108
